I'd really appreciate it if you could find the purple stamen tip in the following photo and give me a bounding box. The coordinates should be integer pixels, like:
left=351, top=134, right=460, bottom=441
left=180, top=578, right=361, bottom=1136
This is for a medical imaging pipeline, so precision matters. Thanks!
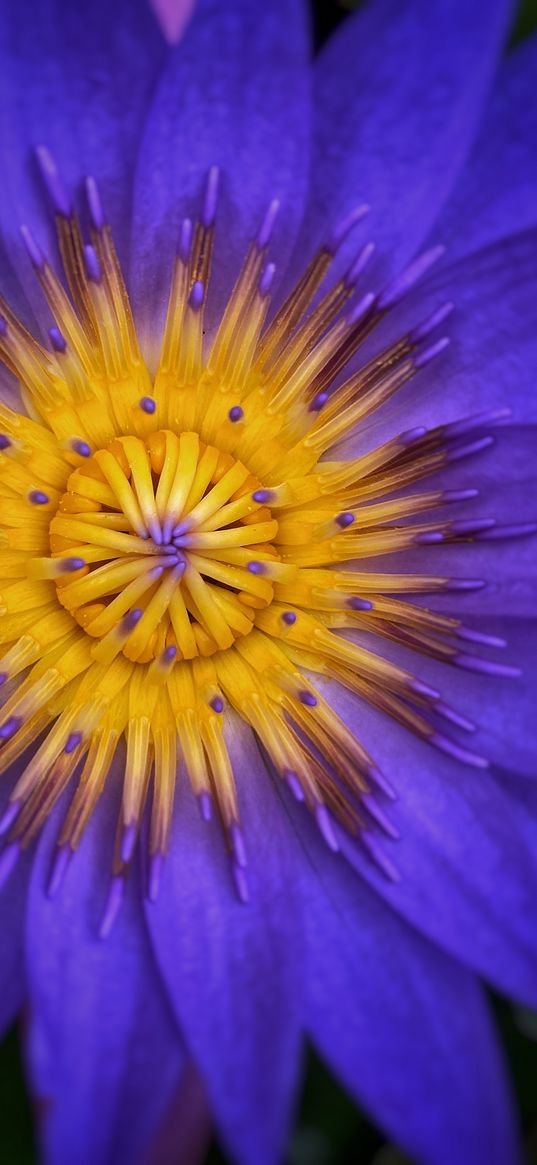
left=0, top=716, right=22, bottom=741
left=20, top=224, right=46, bottom=269
left=35, top=145, right=72, bottom=217
left=0, top=843, right=21, bottom=890
left=198, top=791, right=213, bottom=823
left=361, top=831, right=401, bottom=882
left=148, top=852, right=165, bottom=903
left=188, top=280, right=205, bottom=311
left=61, top=556, right=86, bottom=572
left=247, top=560, right=266, bottom=575
left=65, top=731, right=83, bottom=754
left=446, top=436, right=494, bottom=463
left=99, top=876, right=124, bottom=940
left=442, top=488, right=479, bottom=503
left=409, top=679, right=440, bottom=701
left=281, top=611, right=297, bottom=626
left=122, top=608, right=143, bottom=632
left=443, top=408, right=511, bottom=440
left=451, top=518, right=496, bottom=537
left=228, top=405, right=244, bottom=422
left=345, top=241, right=376, bottom=287
left=457, top=626, right=506, bottom=649
left=429, top=732, right=489, bottom=770
left=284, top=769, right=304, bottom=801
left=0, top=799, right=21, bottom=835
left=252, top=489, right=274, bottom=504
left=139, top=396, right=156, bottom=414
left=399, top=426, right=427, bottom=446
left=377, top=244, right=446, bottom=311
left=336, top=511, right=355, bottom=529
left=84, top=243, right=102, bottom=284
left=415, top=530, right=445, bottom=544
left=178, top=218, right=193, bottom=262
left=409, top=301, right=455, bottom=344
left=46, top=845, right=72, bottom=899
left=413, top=336, right=450, bottom=370
left=29, top=489, right=49, bottom=505
left=210, top=695, right=224, bottom=713
left=48, top=326, right=67, bottom=353
left=446, top=578, right=486, bottom=592
left=230, top=822, right=247, bottom=868
left=71, top=438, right=91, bottom=458
left=259, top=261, right=276, bottom=298
left=309, top=391, right=329, bottom=412
left=367, top=764, right=397, bottom=800
left=454, top=653, right=522, bottom=679
left=162, top=645, right=177, bottom=663
left=315, top=803, right=339, bottom=853
left=327, top=203, right=369, bottom=254
left=346, top=291, right=376, bottom=329
left=362, top=794, right=400, bottom=840
left=348, top=597, right=373, bottom=611
left=85, top=176, right=106, bottom=231
left=202, top=165, right=220, bottom=228
left=120, top=822, right=137, bottom=864
left=299, top=689, right=317, bottom=707
left=232, top=860, right=250, bottom=904
left=256, top=198, right=280, bottom=249
left=0, top=434, right=11, bottom=451
left=0, top=673, right=7, bottom=686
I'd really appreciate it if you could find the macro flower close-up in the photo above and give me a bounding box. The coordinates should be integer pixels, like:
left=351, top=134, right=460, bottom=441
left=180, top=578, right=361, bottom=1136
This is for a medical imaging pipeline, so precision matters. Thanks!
left=0, top=0, right=536, bottom=1162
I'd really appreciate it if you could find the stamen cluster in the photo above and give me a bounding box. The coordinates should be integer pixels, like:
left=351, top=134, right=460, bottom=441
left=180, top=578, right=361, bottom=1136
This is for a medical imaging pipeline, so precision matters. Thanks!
left=0, top=150, right=525, bottom=933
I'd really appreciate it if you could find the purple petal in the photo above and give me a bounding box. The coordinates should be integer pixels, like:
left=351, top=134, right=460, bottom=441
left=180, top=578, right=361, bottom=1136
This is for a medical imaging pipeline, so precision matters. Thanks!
left=298, top=826, right=520, bottom=1165
left=325, top=681, right=537, bottom=1006
left=149, top=0, right=195, bottom=46
left=130, top=0, right=310, bottom=356
left=0, top=0, right=167, bottom=319
left=434, top=34, right=537, bottom=260
left=144, top=713, right=303, bottom=1165
left=339, top=230, right=537, bottom=465
left=292, top=0, right=511, bottom=286
left=25, top=779, right=185, bottom=1165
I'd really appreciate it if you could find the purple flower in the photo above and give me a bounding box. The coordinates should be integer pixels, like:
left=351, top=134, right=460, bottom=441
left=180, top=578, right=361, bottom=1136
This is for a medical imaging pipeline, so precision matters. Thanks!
left=0, top=1, right=535, bottom=1163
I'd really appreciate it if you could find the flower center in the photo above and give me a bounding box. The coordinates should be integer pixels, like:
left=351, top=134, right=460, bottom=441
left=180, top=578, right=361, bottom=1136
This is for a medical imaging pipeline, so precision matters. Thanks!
left=50, top=432, right=278, bottom=662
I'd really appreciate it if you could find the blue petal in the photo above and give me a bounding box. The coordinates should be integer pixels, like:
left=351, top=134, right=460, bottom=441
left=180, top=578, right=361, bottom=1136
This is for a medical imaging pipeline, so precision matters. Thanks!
left=144, top=714, right=303, bottom=1165
left=292, top=0, right=511, bottom=286
left=325, top=681, right=537, bottom=1007
left=433, top=35, right=537, bottom=259
left=130, top=0, right=310, bottom=356
left=25, top=781, right=185, bottom=1165
left=340, top=229, right=537, bottom=463
left=297, top=828, right=520, bottom=1165
left=0, top=0, right=167, bottom=319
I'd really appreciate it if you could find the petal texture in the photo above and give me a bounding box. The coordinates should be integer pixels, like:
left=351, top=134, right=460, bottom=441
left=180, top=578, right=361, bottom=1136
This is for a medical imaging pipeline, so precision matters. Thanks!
left=297, top=819, right=521, bottom=1165
left=25, top=785, right=185, bottom=1165
left=145, top=716, right=303, bottom=1165
left=324, top=681, right=537, bottom=1007
left=434, top=35, right=537, bottom=259
left=293, top=0, right=511, bottom=284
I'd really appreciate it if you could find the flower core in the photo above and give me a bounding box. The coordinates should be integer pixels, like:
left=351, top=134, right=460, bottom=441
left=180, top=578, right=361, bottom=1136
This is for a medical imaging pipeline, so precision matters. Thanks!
left=50, top=433, right=277, bottom=661
left=0, top=153, right=527, bottom=930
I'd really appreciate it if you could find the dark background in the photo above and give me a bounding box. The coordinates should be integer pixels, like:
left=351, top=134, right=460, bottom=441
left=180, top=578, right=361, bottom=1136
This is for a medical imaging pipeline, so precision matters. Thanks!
left=1, top=1, right=537, bottom=1162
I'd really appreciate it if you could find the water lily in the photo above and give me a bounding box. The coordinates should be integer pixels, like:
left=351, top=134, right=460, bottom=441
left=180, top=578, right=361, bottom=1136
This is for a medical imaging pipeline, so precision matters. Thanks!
left=0, top=1, right=536, bottom=1163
